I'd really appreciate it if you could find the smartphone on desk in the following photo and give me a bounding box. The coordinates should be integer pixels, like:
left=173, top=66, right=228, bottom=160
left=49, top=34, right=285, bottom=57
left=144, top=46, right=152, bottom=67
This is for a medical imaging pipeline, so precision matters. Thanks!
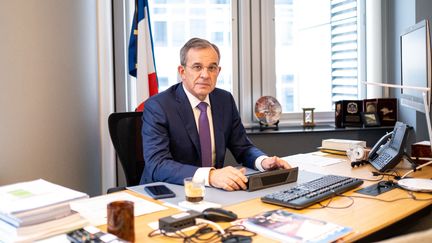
left=144, top=185, right=176, bottom=199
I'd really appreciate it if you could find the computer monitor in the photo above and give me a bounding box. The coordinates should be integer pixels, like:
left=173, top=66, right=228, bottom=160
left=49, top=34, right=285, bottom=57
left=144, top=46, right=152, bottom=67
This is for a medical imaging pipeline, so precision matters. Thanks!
left=400, top=19, right=432, bottom=113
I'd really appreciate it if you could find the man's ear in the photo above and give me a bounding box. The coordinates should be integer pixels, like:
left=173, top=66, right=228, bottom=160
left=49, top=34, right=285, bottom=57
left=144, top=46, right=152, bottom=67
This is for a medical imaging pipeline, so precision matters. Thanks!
left=178, top=65, right=185, bottom=81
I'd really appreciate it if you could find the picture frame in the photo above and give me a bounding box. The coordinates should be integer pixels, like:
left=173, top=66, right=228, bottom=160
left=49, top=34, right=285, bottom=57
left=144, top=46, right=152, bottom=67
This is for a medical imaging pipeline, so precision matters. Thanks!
left=335, top=100, right=363, bottom=127
left=377, top=98, right=397, bottom=126
left=361, top=112, right=380, bottom=127
left=363, top=98, right=378, bottom=113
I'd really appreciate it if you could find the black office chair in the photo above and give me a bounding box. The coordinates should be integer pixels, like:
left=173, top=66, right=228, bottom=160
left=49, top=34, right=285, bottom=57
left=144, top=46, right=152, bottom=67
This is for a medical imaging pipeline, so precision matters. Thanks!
left=107, top=112, right=144, bottom=193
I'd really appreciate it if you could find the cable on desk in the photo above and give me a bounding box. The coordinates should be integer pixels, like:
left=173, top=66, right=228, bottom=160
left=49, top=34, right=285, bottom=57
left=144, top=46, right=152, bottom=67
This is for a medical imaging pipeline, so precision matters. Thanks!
left=148, top=222, right=256, bottom=243
left=358, top=174, right=384, bottom=182
left=319, top=195, right=355, bottom=209
left=350, top=168, right=399, bottom=182
left=369, top=169, right=401, bottom=180
left=148, top=223, right=201, bottom=239
left=401, top=160, right=432, bottom=179
left=195, top=218, right=225, bottom=235
left=304, top=191, right=355, bottom=209
left=337, top=189, right=432, bottom=203
left=298, top=185, right=432, bottom=210
left=403, top=190, right=432, bottom=201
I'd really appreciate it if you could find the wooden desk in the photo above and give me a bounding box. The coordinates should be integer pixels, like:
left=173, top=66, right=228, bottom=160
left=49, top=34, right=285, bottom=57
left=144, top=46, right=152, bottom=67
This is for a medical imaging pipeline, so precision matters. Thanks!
left=99, top=155, right=432, bottom=242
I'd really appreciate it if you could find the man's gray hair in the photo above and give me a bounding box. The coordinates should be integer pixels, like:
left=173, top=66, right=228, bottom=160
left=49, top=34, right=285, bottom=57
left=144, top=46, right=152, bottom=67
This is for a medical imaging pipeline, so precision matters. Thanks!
left=180, top=37, right=220, bottom=66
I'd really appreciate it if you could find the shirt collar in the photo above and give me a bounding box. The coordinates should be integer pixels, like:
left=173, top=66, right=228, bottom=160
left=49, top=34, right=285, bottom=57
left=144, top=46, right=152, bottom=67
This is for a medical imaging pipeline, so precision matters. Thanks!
left=182, top=83, right=211, bottom=108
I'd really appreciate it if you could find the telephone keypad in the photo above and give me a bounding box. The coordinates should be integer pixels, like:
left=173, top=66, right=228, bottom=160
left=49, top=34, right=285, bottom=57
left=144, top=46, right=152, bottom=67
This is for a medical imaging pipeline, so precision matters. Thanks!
left=373, top=152, right=392, bottom=170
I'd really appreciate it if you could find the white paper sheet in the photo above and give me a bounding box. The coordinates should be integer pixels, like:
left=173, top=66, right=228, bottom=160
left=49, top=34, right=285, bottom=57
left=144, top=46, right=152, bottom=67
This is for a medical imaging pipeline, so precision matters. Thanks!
left=178, top=200, right=221, bottom=212
left=35, top=234, right=69, bottom=243
left=70, top=192, right=167, bottom=226
left=283, top=152, right=344, bottom=168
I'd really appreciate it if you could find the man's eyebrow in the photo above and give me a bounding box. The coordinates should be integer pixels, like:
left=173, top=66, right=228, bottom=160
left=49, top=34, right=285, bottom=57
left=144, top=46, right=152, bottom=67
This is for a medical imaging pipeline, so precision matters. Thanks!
left=205, top=62, right=219, bottom=66
left=190, top=62, right=218, bottom=66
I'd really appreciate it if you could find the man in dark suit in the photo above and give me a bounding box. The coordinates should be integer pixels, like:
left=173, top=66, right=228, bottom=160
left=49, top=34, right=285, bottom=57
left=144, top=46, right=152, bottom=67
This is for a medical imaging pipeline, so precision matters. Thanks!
left=141, top=37, right=291, bottom=191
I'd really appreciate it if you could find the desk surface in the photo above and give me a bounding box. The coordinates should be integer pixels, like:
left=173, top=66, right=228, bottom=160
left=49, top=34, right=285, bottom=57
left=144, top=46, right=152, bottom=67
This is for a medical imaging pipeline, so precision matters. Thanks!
left=99, top=155, right=432, bottom=242
left=128, top=169, right=321, bottom=207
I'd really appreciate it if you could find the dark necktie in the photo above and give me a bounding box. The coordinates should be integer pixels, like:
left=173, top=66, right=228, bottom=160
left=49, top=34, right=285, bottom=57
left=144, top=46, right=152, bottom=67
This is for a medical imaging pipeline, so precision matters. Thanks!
left=197, top=102, right=212, bottom=167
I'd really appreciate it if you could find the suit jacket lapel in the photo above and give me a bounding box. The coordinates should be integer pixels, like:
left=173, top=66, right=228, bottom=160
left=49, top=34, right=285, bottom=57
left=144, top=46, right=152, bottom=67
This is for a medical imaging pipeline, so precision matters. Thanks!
left=175, top=85, right=201, bottom=154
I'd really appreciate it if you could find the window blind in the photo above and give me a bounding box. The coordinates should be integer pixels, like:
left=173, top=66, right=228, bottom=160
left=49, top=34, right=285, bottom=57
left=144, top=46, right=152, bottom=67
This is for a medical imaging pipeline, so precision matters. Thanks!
left=330, top=0, right=358, bottom=103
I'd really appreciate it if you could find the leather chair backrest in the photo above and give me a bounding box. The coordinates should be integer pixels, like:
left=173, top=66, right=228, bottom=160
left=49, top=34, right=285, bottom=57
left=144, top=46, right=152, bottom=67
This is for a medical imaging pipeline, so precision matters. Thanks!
left=108, top=112, right=144, bottom=187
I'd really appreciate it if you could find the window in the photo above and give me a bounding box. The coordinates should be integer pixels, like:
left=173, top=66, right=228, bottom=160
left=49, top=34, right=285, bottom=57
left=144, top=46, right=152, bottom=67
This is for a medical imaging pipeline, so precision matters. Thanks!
left=148, top=0, right=233, bottom=93
left=153, top=21, right=167, bottom=46
left=172, top=21, right=186, bottom=45
left=116, top=0, right=365, bottom=126
left=272, top=0, right=362, bottom=118
left=212, top=31, right=224, bottom=45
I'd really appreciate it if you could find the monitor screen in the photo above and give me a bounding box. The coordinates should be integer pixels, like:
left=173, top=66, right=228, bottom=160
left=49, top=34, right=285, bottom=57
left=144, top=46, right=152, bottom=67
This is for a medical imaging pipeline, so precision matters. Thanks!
left=400, top=19, right=431, bottom=113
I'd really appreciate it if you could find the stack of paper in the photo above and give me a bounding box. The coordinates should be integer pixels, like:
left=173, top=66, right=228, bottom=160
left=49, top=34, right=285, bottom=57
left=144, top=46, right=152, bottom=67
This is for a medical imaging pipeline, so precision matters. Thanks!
left=0, top=179, right=89, bottom=242
left=320, top=139, right=366, bottom=154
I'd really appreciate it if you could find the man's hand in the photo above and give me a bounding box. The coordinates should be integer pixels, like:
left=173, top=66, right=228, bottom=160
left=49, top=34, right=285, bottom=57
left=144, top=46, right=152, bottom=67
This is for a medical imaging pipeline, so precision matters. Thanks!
left=261, top=156, right=291, bottom=171
left=209, top=166, right=248, bottom=191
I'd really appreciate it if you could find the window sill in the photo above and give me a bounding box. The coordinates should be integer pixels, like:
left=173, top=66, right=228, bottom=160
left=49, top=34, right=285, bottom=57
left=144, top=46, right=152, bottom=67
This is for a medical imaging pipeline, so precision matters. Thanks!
left=246, top=124, right=394, bottom=135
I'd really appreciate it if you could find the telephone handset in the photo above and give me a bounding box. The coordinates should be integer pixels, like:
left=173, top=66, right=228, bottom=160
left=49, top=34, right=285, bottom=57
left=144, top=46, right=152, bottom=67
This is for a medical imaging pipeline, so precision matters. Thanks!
left=368, top=122, right=409, bottom=172
left=368, top=132, right=394, bottom=161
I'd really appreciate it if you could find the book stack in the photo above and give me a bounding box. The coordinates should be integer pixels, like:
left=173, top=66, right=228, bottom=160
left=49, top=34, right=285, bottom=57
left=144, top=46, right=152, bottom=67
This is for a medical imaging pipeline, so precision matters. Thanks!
left=319, top=139, right=366, bottom=155
left=0, top=179, right=89, bottom=242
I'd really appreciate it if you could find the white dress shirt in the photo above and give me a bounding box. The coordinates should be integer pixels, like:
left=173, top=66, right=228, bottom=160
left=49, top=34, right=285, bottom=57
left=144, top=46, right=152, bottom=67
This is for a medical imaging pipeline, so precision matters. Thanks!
left=182, top=84, right=267, bottom=186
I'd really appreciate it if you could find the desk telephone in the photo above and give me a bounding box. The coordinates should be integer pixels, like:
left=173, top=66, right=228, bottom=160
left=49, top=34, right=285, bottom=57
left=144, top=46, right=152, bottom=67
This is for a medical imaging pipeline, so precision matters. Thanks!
left=368, top=121, right=409, bottom=172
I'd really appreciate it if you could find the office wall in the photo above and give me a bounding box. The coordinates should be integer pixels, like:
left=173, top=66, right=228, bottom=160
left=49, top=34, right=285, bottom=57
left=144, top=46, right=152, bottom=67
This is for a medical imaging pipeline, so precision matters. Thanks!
left=0, top=0, right=101, bottom=196
left=386, top=0, right=432, bottom=142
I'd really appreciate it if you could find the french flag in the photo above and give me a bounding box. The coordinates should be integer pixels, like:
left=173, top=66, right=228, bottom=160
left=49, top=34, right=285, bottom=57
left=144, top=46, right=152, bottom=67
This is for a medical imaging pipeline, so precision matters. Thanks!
left=128, top=0, right=158, bottom=111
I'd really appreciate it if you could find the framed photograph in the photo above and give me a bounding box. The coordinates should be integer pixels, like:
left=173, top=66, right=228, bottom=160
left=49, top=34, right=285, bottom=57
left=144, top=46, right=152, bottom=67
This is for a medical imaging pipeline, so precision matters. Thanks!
left=377, top=98, right=397, bottom=126
left=361, top=112, right=380, bottom=127
left=363, top=98, right=378, bottom=113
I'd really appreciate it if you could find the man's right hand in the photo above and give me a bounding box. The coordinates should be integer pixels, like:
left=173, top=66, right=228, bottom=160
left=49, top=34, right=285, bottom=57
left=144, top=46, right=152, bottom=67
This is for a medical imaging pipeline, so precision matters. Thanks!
left=209, top=166, right=248, bottom=191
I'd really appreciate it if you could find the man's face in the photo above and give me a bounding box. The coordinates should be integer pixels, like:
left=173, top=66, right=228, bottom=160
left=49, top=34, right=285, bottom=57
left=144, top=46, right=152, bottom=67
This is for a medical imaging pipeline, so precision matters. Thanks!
left=178, top=47, right=221, bottom=101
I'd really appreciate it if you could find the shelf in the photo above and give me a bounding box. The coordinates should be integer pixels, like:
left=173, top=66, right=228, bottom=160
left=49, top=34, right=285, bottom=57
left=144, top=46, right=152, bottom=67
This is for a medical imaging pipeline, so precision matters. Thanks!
left=246, top=124, right=394, bottom=135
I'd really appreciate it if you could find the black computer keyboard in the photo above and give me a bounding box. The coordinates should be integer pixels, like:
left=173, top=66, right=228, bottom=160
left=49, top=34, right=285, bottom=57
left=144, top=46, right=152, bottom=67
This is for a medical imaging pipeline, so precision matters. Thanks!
left=261, top=174, right=363, bottom=209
